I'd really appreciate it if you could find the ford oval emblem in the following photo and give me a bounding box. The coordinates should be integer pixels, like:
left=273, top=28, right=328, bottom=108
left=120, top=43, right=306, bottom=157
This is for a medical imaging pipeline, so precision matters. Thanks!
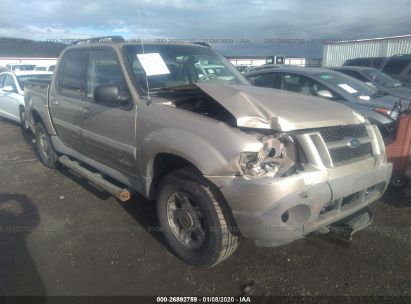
left=350, top=138, right=360, bottom=149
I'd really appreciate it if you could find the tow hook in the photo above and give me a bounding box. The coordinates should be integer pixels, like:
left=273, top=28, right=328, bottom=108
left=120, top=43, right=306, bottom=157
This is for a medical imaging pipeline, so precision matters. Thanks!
left=327, top=207, right=374, bottom=240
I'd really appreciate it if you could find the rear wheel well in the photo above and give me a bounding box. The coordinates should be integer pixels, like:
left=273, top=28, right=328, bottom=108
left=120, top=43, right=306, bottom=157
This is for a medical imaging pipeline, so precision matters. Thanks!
left=149, top=153, right=199, bottom=200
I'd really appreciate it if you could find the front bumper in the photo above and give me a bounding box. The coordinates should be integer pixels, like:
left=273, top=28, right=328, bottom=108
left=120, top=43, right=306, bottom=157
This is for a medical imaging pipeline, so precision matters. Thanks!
left=206, top=161, right=392, bottom=247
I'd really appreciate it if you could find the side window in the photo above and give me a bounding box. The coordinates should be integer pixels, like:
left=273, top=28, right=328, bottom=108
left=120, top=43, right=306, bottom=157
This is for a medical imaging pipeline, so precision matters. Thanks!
left=251, top=73, right=277, bottom=88
left=4, top=75, right=17, bottom=91
left=282, top=74, right=313, bottom=95
left=310, top=80, right=341, bottom=100
left=85, top=49, right=127, bottom=99
left=59, top=50, right=86, bottom=97
left=382, top=59, right=410, bottom=76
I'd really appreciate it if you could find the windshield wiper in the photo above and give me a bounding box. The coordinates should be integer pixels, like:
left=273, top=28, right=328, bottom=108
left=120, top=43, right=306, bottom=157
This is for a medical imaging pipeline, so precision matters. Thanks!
left=150, top=84, right=199, bottom=93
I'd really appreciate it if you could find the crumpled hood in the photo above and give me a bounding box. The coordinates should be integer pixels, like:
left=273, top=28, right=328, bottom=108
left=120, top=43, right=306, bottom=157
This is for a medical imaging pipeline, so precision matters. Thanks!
left=196, top=83, right=365, bottom=131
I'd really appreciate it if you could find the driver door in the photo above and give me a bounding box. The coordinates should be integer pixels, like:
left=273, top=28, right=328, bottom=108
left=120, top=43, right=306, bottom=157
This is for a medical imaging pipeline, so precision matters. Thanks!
left=81, top=48, right=137, bottom=175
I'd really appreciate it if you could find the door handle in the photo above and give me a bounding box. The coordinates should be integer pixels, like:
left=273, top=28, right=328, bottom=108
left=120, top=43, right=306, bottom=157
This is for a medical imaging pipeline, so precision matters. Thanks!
left=80, top=107, right=90, bottom=117
left=50, top=100, right=59, bottom=105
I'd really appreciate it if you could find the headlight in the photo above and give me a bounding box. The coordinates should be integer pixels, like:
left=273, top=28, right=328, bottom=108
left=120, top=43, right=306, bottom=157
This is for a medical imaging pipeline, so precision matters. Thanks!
left=373, top=107, right=399, bottom=121
left=239, top=133, right=300, bottom=178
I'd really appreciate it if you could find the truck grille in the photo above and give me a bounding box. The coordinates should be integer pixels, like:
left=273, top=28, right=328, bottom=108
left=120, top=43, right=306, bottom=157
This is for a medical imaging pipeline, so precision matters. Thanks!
left=300, top=124, right=374, bottom=167
left=318, top=124, right=368, bottom=143
left=329, top=143, right=372, bottom=163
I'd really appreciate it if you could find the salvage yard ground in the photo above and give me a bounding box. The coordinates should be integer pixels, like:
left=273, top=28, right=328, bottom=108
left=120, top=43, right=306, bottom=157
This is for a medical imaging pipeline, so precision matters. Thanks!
left=0, top=118, right=410, bottom=296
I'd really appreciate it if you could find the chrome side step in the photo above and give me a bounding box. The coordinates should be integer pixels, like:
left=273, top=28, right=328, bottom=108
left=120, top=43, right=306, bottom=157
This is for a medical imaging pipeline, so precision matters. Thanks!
left=59, top=155, right=132, bottom=202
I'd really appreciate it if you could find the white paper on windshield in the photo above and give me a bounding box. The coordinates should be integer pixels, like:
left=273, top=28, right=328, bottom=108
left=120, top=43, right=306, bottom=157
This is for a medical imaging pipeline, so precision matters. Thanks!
left=338, top=83, right=358, bottom=94
left=137, top=53, right=170, bottom=76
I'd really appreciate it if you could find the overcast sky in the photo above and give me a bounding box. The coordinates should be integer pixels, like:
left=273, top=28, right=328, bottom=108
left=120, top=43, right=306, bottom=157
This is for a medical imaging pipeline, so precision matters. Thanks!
left=1, top=0, right=411, bottom=57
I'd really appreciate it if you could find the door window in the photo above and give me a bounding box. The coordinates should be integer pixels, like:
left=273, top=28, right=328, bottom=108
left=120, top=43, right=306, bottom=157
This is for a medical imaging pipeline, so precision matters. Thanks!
left=252, top=73, right=278, bottom=88
left=59, top=50, right=86, bottom=97
left=282, top=73, right=339, bottom=98
left=85, top=49, right=127, bottom=99
left=4, top=75, right=17, bottom=92
left=282, top=74, right=314, bottom=95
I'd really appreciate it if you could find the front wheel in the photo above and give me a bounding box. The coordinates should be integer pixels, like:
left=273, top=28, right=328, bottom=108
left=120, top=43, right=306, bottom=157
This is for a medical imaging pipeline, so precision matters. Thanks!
left=156, top=169, right=239, bottom=267
left=35, top=122, right=59, bottom=169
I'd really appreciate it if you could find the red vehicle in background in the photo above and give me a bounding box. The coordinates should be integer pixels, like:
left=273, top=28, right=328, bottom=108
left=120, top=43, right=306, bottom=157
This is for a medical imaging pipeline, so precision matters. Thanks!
left=384, top=103, right=411, bottom=188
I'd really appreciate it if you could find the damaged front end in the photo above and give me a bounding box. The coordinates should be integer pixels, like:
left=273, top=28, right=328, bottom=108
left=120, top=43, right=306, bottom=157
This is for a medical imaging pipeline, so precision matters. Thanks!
left=238, top=130, right=304, bottom=178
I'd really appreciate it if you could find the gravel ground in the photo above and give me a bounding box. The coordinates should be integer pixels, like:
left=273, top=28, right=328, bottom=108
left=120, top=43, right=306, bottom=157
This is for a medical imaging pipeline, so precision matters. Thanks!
left=0, top=118, right=410, bottom=296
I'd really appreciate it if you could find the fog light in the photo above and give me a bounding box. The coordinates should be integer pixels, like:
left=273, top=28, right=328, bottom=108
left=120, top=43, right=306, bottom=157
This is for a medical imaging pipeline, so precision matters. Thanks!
left=280, top=205, right=311, bottom=227
left=281, top=211, right=289, bottom=223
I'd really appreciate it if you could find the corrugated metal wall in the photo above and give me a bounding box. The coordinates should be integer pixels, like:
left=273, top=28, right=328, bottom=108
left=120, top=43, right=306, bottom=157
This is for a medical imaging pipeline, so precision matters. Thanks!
left=323, top=37, right=411, bottom=67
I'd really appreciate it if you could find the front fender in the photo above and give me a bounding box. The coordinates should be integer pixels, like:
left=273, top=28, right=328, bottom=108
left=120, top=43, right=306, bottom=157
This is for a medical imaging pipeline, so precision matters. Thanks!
left=138, top=128, right=237, bottom=178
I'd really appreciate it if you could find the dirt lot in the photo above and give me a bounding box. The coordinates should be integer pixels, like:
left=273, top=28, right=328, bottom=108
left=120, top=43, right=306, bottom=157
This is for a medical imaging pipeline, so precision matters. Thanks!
left=0, top=118, right=410, bottom=296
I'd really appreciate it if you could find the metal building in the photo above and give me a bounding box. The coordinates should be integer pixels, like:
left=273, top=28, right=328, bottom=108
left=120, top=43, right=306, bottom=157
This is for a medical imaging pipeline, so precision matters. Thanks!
left=323, top=35, right=411, bottom=67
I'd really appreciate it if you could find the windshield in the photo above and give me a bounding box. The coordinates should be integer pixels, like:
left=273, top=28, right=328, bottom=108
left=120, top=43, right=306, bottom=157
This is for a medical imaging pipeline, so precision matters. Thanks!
left=17, top=74, right=52, bottom=90
left=123, top=44, right=249, bottom=95
left=362, top=69, right=403, bottom=88
left=314, top=70, right=377, bottom=98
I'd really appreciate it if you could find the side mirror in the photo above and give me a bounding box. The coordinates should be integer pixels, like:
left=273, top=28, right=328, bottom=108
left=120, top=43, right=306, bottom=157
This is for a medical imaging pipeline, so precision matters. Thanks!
left=2, top=86, right=15, bottom=93
left=94, top=84, right=130, bottom=104
left=316, top=89, right=334, bottom=99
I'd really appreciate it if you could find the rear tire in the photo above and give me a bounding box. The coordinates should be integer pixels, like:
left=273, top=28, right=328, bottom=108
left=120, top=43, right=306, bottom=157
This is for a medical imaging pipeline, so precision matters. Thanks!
left=156, top=169, right=239, bottom=267
left=19, top=106, right=29, bottom=132
left=35, top=121, right=59, bottom=169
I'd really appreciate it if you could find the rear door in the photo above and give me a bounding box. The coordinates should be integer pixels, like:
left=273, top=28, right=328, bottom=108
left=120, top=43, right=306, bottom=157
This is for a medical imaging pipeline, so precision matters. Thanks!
left=49, top=49, right=87, bottom=152
left=81, top=48, right=136, bottom=175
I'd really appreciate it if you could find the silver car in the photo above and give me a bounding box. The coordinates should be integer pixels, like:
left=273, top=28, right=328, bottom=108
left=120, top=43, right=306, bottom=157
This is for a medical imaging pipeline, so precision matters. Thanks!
left=0, top=71, right=52, bottom=129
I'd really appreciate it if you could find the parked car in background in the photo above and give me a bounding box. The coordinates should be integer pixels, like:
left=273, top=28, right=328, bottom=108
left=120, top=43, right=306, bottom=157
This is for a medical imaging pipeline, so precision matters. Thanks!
left=248, top=64, right=296, bottom=72
left=24, top=37, right=392, bottom=266
left=0, top=71, right=52, bottom=129
left=34, top=64, right=56, bottom=72
left=245, top=67, right=406, bottom=138
left=0, top=66, right=7, bottom=73
left=343, top=57, right=386, bottom=69
left=342, top=54, right=411, bottom=85
left=5, top=63, right=37, bottom=71
left=380, top=54, right=411, bottom=84
left=332, top=66, right=411, bottom=100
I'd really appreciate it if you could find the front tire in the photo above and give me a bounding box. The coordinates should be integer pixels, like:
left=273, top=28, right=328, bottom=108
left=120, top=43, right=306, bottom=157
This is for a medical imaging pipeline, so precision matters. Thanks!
left=35, top=121, right=59, bottom=169
left=156, top=169, right=239, bottom=267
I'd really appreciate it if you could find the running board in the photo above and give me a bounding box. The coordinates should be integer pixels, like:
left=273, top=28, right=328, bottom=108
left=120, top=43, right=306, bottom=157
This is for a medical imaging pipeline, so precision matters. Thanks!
left=59, top=155, right=132, bottom=202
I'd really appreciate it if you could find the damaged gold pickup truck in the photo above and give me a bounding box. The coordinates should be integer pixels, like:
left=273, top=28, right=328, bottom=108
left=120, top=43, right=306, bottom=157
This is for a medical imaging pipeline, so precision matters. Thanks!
left=24, top=37, right=392, bottom=267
